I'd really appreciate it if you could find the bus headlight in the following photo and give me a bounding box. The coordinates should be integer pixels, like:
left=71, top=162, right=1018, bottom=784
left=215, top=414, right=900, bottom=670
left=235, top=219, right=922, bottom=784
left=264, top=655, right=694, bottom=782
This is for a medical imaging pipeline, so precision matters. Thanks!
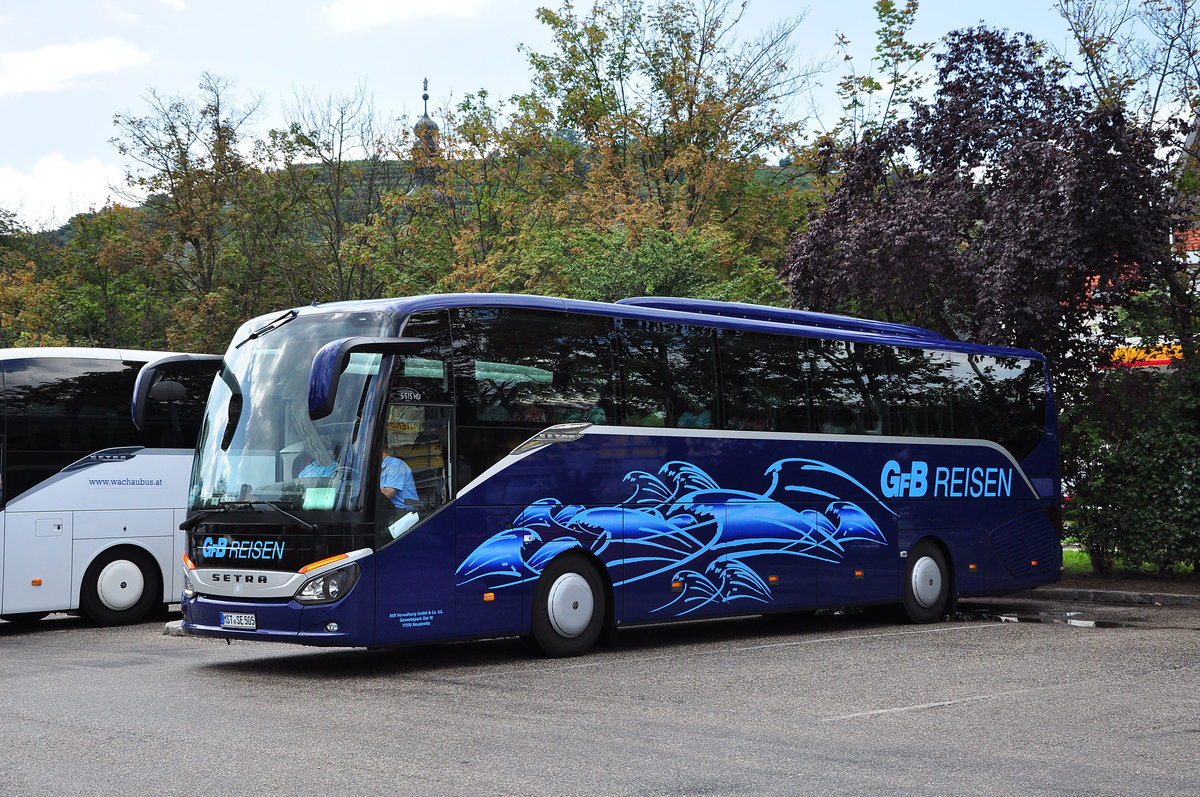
left=295, top=563, right=361, bottom=605
left=182, top=572, right=196, bottom=600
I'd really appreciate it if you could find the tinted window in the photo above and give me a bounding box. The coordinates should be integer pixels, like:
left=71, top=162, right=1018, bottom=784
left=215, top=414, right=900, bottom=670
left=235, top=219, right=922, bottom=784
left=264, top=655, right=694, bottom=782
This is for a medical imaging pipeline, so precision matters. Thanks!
left=454, top=308, right=614, bottom=426
left=452, top=308, right=615, bottom=486
left=888, top=347, right=955, bottom=437
left=398, top=310, right=453, bottom=404
left=719, top=330, right=809, bottom=432
left=3, top=357, right=144, bottom=499
left=809, top=340, right=886, bottom=434
left=960, top=354, right=1046, bottom=459
left=621, top=320, right=718, bottom=428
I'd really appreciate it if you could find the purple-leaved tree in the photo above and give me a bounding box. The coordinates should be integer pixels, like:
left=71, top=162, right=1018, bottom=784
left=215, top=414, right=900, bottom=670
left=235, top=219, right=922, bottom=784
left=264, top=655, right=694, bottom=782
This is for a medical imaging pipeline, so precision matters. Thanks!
left=784, top=27, right=1171, bottom=383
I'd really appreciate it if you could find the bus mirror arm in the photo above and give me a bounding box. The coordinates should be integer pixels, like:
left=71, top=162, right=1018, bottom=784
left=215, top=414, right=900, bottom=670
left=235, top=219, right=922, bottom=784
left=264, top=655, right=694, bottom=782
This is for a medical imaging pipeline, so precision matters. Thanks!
left=132, top=353, right=224, bottom=430
left=308, top=336, right=428, bottom=420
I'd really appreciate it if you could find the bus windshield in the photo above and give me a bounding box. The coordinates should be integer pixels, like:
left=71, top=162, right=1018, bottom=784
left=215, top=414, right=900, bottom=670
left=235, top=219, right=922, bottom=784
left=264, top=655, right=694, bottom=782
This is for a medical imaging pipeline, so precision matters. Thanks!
left=190, top=311, right=394, bottom=512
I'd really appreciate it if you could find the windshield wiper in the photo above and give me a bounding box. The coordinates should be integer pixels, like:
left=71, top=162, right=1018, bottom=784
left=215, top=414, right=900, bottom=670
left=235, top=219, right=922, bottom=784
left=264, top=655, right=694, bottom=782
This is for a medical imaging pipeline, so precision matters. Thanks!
left=235, top=309, right=298, bottom=348
left=180, top=508, right=223, bottom=531
left=180, top=500, right=318, bottom=532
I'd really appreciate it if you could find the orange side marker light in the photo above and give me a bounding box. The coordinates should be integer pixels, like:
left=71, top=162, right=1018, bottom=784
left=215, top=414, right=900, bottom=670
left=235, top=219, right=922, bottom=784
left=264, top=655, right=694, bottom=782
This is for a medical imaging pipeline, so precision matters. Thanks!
left=299, top=553, right=349, bottom=574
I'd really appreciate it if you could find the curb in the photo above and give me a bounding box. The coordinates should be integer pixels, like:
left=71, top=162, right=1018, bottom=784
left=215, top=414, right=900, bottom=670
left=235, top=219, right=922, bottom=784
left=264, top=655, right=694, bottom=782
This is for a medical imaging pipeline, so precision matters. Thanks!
left=1015, top=588, right=1200, bottom=608
left=163, top=620, right=185, bottom=637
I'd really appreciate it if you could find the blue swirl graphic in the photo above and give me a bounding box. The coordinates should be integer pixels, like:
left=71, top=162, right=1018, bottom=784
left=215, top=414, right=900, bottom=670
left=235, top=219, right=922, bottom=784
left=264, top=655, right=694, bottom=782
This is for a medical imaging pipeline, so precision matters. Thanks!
left=455, top=458, right=890, bottom=615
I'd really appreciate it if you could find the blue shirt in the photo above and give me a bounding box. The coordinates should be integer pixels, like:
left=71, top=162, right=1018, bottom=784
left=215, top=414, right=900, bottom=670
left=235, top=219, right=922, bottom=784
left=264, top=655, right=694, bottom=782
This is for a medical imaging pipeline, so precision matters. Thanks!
left=297, top=461, right=337, bottom=478
left=381, top=455, right=417, bottom=510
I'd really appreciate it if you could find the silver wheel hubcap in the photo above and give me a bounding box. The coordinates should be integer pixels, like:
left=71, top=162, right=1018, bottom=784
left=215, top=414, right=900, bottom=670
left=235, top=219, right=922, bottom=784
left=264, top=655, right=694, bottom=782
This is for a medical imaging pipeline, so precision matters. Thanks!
left=546, top=572, right=594, bottom=638
left=96, top=560, right=145, bottom=612
left=910, top=555, right=943, bottom=609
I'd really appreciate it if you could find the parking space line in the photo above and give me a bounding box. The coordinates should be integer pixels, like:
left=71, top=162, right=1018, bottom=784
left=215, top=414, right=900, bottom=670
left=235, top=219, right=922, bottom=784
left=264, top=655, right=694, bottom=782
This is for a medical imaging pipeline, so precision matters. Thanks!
left=822, top=683, right=1063, bottom=721
left=454, top=622, right=1004, bottom=679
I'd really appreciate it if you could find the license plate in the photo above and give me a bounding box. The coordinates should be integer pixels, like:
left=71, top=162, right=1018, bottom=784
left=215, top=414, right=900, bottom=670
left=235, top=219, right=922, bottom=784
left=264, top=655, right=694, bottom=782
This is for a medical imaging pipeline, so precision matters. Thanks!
left=220, top=612, right=257, bottom=630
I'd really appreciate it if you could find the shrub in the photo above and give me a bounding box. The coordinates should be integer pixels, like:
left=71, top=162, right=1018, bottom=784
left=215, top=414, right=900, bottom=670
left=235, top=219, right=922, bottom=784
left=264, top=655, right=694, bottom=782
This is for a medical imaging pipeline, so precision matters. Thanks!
left=1065, top=363, right=1200, bottom=574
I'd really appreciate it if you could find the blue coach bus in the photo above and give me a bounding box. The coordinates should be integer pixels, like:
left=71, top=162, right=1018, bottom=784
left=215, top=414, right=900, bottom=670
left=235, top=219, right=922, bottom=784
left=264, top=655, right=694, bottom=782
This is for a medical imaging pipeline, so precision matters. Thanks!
left=151, top=294, right=1061, bottom=656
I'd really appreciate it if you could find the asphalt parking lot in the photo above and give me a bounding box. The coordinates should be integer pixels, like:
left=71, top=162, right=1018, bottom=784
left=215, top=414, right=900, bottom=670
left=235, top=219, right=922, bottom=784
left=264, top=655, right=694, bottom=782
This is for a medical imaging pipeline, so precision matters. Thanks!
left=1, top=595, right=1197, bottom=796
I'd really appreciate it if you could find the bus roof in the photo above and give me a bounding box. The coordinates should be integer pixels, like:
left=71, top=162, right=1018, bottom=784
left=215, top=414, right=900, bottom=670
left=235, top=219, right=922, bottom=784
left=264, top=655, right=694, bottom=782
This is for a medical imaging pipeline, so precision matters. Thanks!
left=250, top=293, right=1046, bottom=363
left=615, top=296, right=948, bottom=341
left=0, top=347, right=185, bottom=363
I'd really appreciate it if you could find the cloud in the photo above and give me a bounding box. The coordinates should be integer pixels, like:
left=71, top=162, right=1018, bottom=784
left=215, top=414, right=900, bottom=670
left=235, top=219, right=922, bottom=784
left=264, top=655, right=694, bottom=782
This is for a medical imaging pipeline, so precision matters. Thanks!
left=0, top=155, right=134, bottom=231
left=322, top=0, right=491, bottom=33
left=0, top=37, right=152, bottom=97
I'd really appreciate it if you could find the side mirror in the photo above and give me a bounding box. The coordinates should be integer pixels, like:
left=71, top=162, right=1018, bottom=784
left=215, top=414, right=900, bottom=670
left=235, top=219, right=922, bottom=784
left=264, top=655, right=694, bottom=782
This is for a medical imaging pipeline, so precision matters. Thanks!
left=149, top=380, right=187, bottom=403
left=132, top=353, right=223, bottom=430
left=308, top=336, right=429, bottom=420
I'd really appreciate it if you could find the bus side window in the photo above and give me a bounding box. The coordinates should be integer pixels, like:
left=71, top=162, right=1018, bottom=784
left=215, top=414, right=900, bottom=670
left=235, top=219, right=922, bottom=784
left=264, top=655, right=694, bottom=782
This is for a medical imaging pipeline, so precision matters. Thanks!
left=397, top=310, right=453, bottom=404
left=621, top=320, right=717, bottom=428
left=719, top=330, right=809, bottom=432
left=140, top=360, right=219, bottom=448
left=451, top=307, right=617, bottom=487
left=3, top=357, right=138, bottom=498
left=889, top=347, right=954, bottom=438
left=810, top=340, right=886, bottom=435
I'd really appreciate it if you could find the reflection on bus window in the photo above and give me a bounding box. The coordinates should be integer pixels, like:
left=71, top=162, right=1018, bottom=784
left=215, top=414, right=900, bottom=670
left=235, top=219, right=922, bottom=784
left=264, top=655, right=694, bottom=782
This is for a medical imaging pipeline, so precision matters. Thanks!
left=622, top=319, right=717, bottom=428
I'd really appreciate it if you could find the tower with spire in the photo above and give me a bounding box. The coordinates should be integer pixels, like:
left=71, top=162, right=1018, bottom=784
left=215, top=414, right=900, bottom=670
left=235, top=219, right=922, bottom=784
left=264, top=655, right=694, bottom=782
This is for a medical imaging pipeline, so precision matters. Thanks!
left=412, top=78, right=440, bottom=191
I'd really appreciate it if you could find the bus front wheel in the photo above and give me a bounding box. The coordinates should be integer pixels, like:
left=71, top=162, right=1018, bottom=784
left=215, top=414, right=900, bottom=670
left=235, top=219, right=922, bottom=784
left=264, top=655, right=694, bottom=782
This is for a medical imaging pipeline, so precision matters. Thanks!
left=530, top=554, right=606, bottom=658
left=80, top=548, right=160, bottom=626
left=903, top=541, right=950, bottom=623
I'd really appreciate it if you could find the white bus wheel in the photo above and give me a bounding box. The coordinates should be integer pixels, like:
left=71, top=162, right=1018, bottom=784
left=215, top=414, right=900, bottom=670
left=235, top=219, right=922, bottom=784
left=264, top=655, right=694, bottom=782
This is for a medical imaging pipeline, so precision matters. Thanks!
left=80, top=549, right=159, bottom=626
left=530, top=554, right=606, bottom=658
left=903, top=541, right=950, bottom=624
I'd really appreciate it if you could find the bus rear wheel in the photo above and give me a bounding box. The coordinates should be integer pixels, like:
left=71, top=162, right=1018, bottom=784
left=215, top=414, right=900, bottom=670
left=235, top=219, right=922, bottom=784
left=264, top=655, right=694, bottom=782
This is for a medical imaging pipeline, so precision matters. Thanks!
left=80, top=548, right=159, bottom=626
left=530, top=554, right=606, bottom=658
left=903, top=541, right=950, bottom=624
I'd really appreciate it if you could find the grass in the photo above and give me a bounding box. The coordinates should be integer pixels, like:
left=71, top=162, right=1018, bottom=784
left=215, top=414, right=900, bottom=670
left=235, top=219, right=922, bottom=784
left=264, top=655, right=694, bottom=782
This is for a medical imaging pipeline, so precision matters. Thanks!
left=1059, top=541, right=1197, bottom=578
left=1062, top=547, right=1093, bottom=575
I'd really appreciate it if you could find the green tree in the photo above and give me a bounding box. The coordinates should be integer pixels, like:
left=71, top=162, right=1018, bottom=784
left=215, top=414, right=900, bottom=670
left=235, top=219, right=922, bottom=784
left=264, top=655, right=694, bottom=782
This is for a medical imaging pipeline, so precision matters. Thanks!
left=1069, top=366, right=1200, bottom=573
left=52, top=205, right=174, bottom=348
left=111, top=73, right=272, bottom=349
left=827, top=0, right=932, bottom=145
left=276, top=85, right=407, bottom=301
left=518, top=0, right=812, bottom=300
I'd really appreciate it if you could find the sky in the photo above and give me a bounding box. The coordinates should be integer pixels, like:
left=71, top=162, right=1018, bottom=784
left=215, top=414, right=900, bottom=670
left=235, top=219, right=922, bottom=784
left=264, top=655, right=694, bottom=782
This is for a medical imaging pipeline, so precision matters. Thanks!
left=0, top=0, right=1076, bottom=231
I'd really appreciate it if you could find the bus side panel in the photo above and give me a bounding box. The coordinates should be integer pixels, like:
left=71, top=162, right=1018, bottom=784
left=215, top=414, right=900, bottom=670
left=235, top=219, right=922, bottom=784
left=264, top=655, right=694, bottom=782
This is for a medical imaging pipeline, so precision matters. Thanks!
left=2, top=513, right=72, bottom=614
left=373, top=510, right=457, bottom=645
left=71, top=534, right=173, bottom=609
left=816, top=531, right=901, bottom=608
left=617, top=503, right=729, bottom=625
left=456, top=432, right=851, bottom=627
left=453, top=507, right=526, bottom=640
left=71, top=508, right=177, bottom=607
left=448, top=429, right=1058, bottom=637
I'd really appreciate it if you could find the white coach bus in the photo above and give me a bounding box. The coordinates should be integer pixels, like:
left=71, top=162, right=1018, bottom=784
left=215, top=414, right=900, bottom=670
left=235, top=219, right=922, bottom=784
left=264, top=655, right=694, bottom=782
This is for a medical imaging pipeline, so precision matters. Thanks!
left=0, top=348, right=218, bottom=625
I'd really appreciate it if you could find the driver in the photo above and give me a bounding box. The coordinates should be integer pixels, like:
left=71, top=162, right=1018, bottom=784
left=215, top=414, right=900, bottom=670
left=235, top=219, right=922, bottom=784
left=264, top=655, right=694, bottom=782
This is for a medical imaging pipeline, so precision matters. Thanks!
left=381, top=445, right=419, bottom=538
